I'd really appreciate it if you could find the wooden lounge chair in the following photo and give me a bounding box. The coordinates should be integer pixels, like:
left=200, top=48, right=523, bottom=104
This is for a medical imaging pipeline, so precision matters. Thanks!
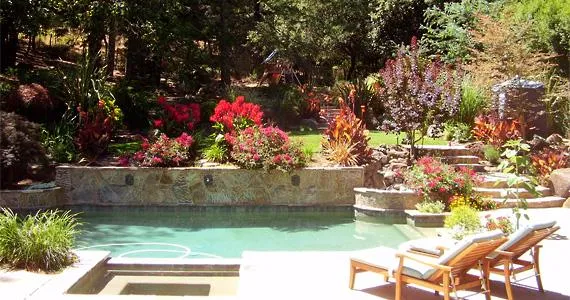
left=349, top=230, right=507, bottom=300
left=485, top=221, right=559, bottom=300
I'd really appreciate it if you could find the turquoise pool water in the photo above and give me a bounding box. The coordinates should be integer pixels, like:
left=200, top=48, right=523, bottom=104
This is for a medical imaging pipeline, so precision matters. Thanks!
left=75, top=207, right=411, bottom=258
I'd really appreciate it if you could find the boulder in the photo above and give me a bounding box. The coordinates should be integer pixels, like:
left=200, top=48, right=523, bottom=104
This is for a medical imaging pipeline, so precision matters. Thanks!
left=550, top=168, right=570, bottom=198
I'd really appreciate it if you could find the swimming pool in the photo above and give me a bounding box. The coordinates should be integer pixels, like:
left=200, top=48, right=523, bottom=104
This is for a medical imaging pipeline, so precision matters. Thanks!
left=74, top=207, right=414, bottom=258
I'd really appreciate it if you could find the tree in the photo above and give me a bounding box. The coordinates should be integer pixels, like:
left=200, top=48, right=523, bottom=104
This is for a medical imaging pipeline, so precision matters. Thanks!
left=375, top=38, right=463, bottom=158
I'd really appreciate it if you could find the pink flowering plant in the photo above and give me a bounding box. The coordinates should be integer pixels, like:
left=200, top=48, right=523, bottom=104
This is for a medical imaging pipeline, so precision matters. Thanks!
left=230, top=125, right=306, bottom=172
left=152, top=96, right=201, bottom=137
left=404, top=156, right=480, bottom=210
left=485, top=215, right=514, bottom=235
left=129, top=132, right=194, bottom=167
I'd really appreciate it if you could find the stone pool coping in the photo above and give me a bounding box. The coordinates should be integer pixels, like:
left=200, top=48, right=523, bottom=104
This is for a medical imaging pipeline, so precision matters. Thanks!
left=1, top=250, right=109, bottom=300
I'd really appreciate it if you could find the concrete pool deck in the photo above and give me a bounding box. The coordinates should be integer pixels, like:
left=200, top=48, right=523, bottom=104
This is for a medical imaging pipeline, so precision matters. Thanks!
left=1, top=207, right=569, bottom=299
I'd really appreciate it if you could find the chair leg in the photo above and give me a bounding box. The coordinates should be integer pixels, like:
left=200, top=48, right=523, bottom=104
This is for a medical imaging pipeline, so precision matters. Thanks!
left=349, top=263, right=356, bottom=289
left=532, top=246, right=544, bottom=292
left=483, top=261, right=492, bottom=300
left=395, top=276, right=403, bottom=300
left=503, top=261, right=514, bottom=300
left=443, top=273, right=451, bottom=300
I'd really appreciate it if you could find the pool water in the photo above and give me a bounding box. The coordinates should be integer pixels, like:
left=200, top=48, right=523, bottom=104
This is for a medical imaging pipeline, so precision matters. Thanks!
left=75, top=207, right=411, bottom=258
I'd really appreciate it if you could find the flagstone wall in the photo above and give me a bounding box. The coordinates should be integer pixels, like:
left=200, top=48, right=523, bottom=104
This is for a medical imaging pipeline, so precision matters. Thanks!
left=54, top=166, right=364, bottom=206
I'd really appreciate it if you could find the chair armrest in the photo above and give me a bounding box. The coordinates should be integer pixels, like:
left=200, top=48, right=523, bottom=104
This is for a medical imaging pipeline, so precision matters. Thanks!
left=396, top=252, right=452, bottom=272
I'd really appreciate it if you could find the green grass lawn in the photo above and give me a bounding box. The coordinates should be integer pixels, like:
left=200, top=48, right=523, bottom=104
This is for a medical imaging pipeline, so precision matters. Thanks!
left=289, top=130, right=447, bottom=152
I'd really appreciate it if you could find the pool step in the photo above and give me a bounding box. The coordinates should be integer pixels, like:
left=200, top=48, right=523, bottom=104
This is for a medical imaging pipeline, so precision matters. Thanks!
left=491, top=196, right=566, bottom=208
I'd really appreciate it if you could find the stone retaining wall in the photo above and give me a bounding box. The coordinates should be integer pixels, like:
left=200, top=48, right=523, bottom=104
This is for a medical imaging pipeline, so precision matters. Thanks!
left=55, top=166, right=364, bottom=206
left=0, top=187, right=64, bottom=209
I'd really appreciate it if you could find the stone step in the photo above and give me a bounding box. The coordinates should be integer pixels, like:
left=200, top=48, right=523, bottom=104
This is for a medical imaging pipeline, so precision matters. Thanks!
left=474, top=186, right=553, bottom=199
left=492, top=196, right=566, bottom=208
left=477, top=173, right=531, bottom=188
left=440, top=155, right=481, bottom=164
left=453, top=163, right=486, bottom=172
left=403, top=145, right=473, bottom=157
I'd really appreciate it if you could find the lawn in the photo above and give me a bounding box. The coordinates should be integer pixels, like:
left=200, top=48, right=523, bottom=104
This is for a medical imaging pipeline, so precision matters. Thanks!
left=289, top=130, right=447, bottom=152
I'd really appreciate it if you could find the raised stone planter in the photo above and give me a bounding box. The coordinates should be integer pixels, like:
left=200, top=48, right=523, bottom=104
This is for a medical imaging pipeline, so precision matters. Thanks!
left=353, top=188, right=423, bottom=224
left=0, top=187, right=64, bottom=209
left=55, top=166, right=364, bottom=206
left=354, top=188, right=421, bottom=210
left=405, top=210, right=449, bottom=228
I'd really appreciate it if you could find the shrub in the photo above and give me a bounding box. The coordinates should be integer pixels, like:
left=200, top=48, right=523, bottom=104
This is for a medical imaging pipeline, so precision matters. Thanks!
left=0, top=208, right=81, bottom=272
left=112, top=80, right=154, bottom=130
left=484, top=214, right=514, bottom=235
left=375, top=37, right=463, bottom=158
left=483, top=144, right=501, bottom=165
left=415, top=201, right=446, bottom=214
left=472, top=115, right=521, bottom=147
left=334, top=79, right=378, bottom=122
left=5, top=83, right=57, bottom=123
left=449, top=194, right=497, bottom=211
left=152, top=96, right=201, bottom=137
left=132, top=133, right=194, bottom=167
left=210, top=95, right=263, bottom=134
left=75, top=98, right=121, bottom=159
left=421, top=0, right=495, bottom=63
left=404, top=156, right=480, bottom=210
left=321, top=106, right=373, bottom=166
left=509, top=0, right=570, bottom=55
left=531, top=146, right=570, bottom=182
left=0, top=111, right=49, bottom=188
left=202, top=140, right=229, bottom=163
left=458, top=77, right=488, bottom=125
left=444, top=122, right=472, bottom=142
left=444, top=205, right=482, bottom=240
left=41, top=120, right=77, bottom=163
left=231, top=126, right=306, bottom=172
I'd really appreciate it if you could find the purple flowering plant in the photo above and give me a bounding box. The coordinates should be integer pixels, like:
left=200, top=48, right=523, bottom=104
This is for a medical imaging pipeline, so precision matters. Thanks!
left=376, top=37, right=463, bottom=158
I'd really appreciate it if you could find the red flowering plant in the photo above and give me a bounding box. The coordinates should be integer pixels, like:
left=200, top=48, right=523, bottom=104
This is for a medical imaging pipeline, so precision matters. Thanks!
left=210, top=95, right=263, bottom=135
left=230, top=125, right=306, bottom=172
left=404, top=156, right=481, bottom=210
left=75, top=98, right=122, bottom=158
left=152, top=96, right=201, bottom=137
left=203, top=96, right=264, bottom=163
left=129, top=132, right=194, bottom=167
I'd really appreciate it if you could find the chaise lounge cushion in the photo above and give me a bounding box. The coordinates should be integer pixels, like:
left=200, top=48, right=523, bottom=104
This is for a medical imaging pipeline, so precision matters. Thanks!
left=487, top=220, right=557, bottom=259
left=406, top=230, right=504, bottom=280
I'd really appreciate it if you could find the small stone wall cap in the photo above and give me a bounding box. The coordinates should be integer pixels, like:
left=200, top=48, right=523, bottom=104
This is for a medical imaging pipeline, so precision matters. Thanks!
left=491, top=76, right=544, bottom=93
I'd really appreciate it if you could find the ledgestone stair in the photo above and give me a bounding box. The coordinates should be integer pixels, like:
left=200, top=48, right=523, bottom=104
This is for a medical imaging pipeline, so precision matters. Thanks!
left=475, top=173, right=565, bottom=208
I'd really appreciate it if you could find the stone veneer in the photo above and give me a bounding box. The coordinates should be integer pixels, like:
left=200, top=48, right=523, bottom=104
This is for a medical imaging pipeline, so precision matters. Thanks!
left=55, top=166, right=364, bottom=206
left=354, top=188, right=422, bottom=210
left=0, top=187, right=64, bottom=209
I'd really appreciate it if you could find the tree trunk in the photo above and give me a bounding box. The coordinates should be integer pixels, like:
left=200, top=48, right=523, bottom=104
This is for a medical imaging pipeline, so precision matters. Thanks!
left=106, top=17, right=117, bottom=77
left=347, top=52, right=356, bottom=81
left=219, top=0, right=231, bottom=87
left=254, top=0, right=262, bottom=21
left=1, top=22, right=18, bottom=71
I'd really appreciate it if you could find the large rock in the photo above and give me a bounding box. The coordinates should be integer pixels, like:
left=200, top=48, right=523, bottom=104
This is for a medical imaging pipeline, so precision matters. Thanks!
left=551, top=168, right=570, bottom=198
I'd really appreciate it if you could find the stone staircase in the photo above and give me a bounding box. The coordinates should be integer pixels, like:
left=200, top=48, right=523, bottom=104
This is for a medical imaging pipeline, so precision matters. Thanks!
left=475, top=172, right=566, bottom=208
